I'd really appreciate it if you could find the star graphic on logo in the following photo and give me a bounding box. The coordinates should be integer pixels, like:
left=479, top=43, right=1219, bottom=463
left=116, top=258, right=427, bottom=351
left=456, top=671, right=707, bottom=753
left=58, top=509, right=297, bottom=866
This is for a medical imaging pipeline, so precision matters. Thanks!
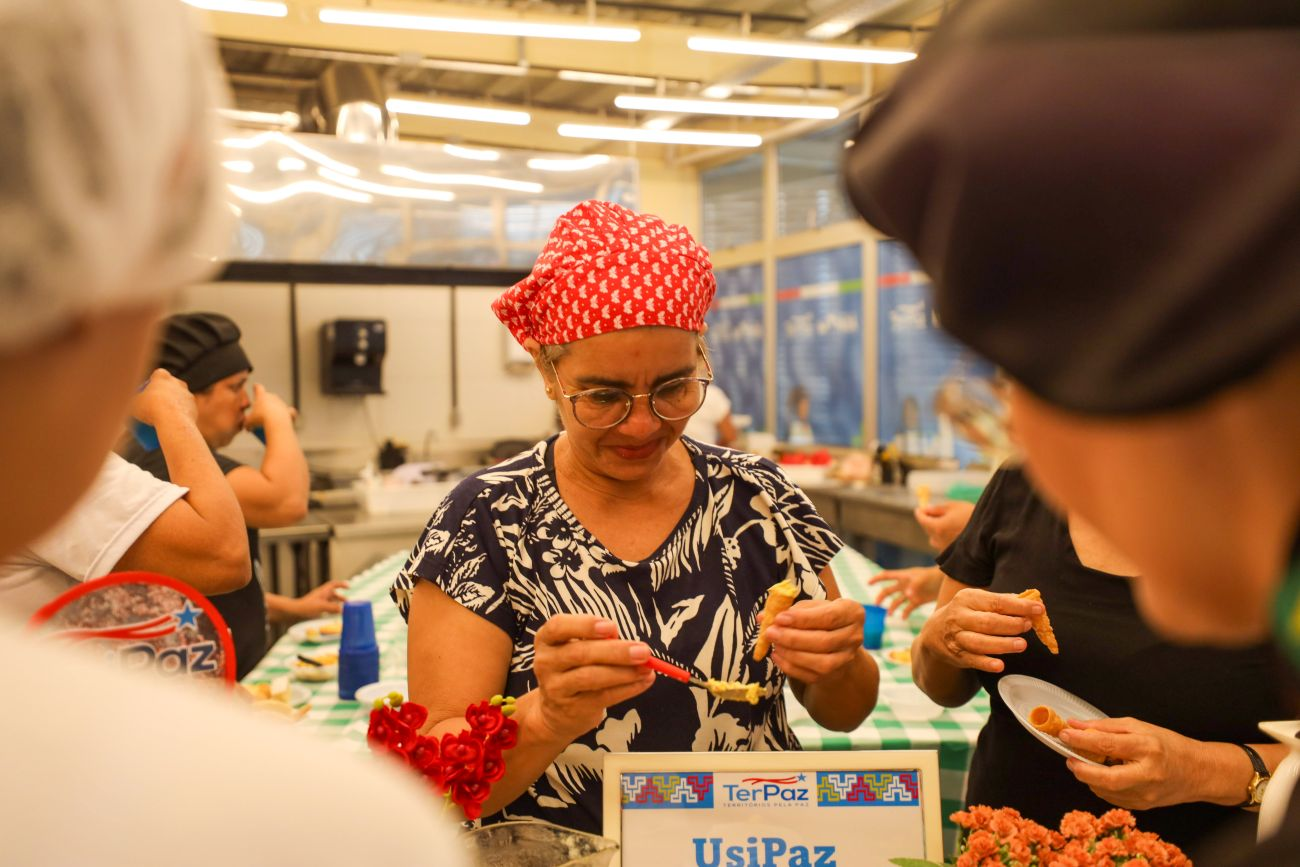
left=797, top=774, right=807, bottom=783
left=174, top=600, right=202, bottom=630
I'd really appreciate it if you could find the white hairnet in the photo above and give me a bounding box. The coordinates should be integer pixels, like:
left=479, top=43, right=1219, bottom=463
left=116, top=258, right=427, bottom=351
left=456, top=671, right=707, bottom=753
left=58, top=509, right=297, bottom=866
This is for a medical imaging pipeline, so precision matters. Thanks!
left=0, top=0, right=231, bottom=352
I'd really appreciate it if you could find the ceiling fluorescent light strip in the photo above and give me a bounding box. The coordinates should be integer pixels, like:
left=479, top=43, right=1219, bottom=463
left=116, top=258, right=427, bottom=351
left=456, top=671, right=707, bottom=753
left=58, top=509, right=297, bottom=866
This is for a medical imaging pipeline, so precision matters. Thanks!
left=183, top=0, right=287, bottom=16
left=558, top=124, right=761, bottom=148
left=379, top=165, right=542, bottom=194
left=443, top=144, right=501, bottom=162
left=318, top=168, right=456, bottom=202
left=319, top=8, right=640, bottom=42
left=387, top=98, right=530, bottom=126
left=614, top=95, right=838, bottom=120
left=526, top=155, right=612, bottom=172
left=227, top=180, right=372, bottom=204
left=687, top=36, right=916, bottom=64
left=558, top=70, right=657, bottom=88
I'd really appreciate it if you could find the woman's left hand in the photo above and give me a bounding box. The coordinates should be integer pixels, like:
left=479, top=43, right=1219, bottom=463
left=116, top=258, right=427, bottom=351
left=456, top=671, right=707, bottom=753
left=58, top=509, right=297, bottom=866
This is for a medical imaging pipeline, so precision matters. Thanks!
left=763, top=598, right=865, bottom=684
left=1061, top=717, right=1200, bottom=810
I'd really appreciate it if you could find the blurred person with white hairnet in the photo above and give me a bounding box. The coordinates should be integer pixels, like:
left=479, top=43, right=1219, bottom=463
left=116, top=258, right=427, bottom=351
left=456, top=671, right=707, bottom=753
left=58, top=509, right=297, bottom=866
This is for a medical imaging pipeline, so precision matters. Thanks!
left=0, top=2, right=468, bottom=864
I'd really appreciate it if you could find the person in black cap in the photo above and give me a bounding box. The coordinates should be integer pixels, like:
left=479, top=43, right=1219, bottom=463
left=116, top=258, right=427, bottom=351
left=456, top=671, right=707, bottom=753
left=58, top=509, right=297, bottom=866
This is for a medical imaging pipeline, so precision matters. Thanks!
left=124, top=312, right=347, bottom=678
left=843, top=0, right=1300, bottom=859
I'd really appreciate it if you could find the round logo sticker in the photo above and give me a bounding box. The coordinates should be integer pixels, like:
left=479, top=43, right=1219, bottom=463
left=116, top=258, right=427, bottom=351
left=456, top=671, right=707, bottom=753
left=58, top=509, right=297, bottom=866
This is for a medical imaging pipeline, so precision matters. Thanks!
left=28, top=572, right=235, bottom=683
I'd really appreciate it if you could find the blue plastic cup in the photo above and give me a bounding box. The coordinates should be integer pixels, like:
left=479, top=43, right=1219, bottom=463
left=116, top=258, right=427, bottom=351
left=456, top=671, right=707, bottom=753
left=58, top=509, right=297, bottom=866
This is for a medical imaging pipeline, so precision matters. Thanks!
left=862, top=603, right=887, bottom=650
left=338, top=600, right=380, bottom=700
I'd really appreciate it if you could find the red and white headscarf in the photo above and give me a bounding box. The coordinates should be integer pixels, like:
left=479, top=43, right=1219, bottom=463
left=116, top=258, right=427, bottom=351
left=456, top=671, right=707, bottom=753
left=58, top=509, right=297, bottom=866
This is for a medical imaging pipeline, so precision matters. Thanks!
left=493, top=200, right=716, bottom=347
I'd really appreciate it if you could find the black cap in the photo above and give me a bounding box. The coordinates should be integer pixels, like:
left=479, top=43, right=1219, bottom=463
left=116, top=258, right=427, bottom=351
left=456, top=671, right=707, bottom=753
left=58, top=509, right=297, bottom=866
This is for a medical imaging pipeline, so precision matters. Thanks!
left=157, top=312, right=252, bottom=392
left=843, top=0, right=1300, bottom=416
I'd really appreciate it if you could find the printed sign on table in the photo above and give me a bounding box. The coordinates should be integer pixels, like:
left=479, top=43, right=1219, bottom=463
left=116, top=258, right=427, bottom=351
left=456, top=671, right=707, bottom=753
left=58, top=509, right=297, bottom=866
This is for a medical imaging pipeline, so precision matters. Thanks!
left=877, top=240, right=1003, bottom=467
left=775, top=246, right=864, bottom=447
left=604, top=750, right=942, bottom=867
left=707, top=263, right=767, bottom=430
left=29, top=572, right=235, bottom=683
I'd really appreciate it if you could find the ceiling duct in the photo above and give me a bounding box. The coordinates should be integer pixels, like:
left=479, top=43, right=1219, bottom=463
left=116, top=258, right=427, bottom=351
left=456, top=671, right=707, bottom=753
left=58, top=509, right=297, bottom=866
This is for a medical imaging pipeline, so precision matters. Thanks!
left=317, top=62, right=397, bottom=142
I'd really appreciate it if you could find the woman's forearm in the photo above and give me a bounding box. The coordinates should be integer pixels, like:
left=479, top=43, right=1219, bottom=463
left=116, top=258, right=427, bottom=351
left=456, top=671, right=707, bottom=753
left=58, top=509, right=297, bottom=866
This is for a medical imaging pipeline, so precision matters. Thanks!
left=794, top=648, right=879, bottom=732
left=427, top=689, right=574, bottom=818
left=1189, top=742, right=1290, bottom=807
left=911, top=631, right=981, bottom=708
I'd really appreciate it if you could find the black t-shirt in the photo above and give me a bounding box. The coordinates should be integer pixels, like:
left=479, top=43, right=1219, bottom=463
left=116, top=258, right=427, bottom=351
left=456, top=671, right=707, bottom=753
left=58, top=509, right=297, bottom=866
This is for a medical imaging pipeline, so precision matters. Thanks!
left=122, top=443, right=268, bottom=680
left=936, top=466, right=1291, bottom=857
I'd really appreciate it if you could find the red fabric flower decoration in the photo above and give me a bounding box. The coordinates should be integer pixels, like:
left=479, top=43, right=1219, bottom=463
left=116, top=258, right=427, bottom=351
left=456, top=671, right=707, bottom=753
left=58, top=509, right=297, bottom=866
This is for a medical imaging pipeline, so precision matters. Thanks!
left=366, top=694, right=518, bottom=822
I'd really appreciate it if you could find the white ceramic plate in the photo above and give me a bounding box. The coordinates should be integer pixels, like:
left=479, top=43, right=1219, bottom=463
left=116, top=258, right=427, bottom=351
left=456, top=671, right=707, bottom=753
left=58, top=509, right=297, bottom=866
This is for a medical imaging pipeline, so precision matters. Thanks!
left=353, top=679, right=408, bottom=706
left=998, top=674, right=1109, bottom=766
left=287, top=618, right=343, bottom=644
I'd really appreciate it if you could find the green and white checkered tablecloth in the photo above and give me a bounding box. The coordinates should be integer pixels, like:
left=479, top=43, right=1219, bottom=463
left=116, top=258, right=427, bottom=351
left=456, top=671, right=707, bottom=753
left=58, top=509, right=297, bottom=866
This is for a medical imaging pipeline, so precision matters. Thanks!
left=793, top=547, right=990, bottom=853
left=245, top=546, right=988, bottom=856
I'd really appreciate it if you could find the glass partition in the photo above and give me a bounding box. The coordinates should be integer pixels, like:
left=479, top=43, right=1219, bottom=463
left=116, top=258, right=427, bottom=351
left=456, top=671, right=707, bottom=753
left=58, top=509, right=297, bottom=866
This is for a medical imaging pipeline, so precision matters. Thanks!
left=219, top=131, right=637, bottom=267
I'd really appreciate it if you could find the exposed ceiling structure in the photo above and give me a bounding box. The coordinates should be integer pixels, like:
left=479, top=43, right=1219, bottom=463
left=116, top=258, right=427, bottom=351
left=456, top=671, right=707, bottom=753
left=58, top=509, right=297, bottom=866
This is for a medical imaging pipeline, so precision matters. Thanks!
left=197, top=0, right=946, bottom=158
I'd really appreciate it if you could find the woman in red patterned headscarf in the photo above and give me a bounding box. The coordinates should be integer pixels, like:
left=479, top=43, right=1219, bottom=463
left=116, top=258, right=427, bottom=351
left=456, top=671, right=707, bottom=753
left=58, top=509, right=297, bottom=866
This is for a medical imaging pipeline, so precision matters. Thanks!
left=392, top=201, right=879, bottom=833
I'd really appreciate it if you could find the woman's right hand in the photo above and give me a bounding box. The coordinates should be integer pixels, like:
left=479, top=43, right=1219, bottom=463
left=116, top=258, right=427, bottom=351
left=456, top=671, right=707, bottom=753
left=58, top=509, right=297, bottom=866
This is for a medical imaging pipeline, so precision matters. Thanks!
left=917, top=588, right=1041, bottom=673
left=530, top=614, right=655, bottom=742
left=868, top=566, right=943, bottom=618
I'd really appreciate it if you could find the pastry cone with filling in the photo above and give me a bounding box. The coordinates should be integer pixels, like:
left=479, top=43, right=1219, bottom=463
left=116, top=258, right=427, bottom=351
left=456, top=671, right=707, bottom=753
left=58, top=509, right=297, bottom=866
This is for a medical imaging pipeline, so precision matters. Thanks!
left=915, top=484, right=931, bottom=510
left=752, top=578, right=800, bottom=661
left=1017, top=588, right=1059, bottom=654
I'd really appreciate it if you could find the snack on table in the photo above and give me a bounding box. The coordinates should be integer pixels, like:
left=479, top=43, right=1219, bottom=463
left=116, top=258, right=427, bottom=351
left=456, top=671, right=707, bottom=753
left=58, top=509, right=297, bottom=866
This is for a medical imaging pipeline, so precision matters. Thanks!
left=752, top=578, right=800, bottom=661
left=292, top=650, right=339, bottom=682
left=1029, top=704, right=1108, bottom=764
left=305, top=620, right=342, bottom=642
left=1017, top=588, right=1059, bottom=654
left=239, top=676, right=310, bottom=721
left=886, top=648, right=913, bottom=666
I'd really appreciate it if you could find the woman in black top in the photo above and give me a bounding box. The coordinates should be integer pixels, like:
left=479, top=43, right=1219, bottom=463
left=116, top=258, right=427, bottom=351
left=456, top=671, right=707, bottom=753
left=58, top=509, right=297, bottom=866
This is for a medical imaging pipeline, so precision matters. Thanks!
left=914, top=464, right=1292, bottom=855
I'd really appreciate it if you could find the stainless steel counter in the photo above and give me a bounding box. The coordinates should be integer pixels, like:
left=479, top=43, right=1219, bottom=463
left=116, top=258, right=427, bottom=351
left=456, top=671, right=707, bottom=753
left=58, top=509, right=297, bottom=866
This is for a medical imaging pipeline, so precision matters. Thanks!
left=799, top=481, right=934, bottom=555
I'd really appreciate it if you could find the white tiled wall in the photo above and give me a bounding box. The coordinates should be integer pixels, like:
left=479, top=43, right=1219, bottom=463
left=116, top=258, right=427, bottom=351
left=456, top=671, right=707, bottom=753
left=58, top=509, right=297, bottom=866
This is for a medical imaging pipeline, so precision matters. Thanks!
left=177, top=281, right=555, bottom=474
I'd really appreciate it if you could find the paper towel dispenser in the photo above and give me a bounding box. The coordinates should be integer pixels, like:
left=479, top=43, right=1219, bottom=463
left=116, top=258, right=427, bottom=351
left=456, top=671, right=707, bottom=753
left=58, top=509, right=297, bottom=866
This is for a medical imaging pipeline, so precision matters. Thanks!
left=320, top=319, right=386, bottom=395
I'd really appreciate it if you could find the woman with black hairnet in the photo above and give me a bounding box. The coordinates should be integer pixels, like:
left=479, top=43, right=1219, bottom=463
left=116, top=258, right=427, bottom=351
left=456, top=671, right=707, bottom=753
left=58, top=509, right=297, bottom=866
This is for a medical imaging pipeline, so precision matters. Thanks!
left=0, top=2, right=465, bottom=863
left=843, top=0, right=1300, bottom=860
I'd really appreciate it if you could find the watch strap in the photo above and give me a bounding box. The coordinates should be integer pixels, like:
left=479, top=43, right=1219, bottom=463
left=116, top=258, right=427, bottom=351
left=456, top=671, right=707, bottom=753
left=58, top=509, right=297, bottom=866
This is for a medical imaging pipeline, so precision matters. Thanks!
left=1232, top=743, right=1269, bottom=808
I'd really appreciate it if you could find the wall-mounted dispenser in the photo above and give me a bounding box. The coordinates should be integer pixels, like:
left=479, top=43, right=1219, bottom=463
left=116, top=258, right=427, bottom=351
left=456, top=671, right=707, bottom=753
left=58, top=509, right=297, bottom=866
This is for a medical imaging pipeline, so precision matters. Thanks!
left=320, top=319, right=386, bottom=395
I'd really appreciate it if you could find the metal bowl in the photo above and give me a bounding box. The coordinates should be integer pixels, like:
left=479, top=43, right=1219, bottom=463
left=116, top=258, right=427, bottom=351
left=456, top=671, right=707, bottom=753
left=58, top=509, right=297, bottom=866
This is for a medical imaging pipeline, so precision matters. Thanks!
left=462, top=820, right=619, bottom=867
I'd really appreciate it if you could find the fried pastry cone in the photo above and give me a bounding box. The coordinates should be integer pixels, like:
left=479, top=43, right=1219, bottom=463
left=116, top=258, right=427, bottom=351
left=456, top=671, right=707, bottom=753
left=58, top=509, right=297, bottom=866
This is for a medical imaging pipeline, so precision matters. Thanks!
left=752, top=578, right=800, bottom=661
left=1029, top=704, right=1065, bottom=737
left=915, top=484, right=931, bottom=510
left=1029, top=705, right=1108, bottom=764
left=1017, top=588, right=1059, bottom=654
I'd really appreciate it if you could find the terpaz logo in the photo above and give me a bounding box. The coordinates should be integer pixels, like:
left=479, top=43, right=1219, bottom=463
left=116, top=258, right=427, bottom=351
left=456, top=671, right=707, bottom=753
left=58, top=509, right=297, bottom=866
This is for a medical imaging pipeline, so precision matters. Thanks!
left=721, top=774, right=814, bottom=807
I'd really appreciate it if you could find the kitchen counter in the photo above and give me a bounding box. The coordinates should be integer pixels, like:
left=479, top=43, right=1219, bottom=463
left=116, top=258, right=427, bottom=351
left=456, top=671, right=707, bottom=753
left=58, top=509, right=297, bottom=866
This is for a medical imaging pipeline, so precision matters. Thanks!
left=798, top=480, right=934, bottom=555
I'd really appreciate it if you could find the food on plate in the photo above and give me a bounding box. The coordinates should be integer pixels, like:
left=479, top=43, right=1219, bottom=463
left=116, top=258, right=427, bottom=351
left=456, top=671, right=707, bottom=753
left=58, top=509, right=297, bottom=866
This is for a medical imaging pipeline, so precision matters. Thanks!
left=753, top=578, right=800, bottom=661
left=886, top=648, right=913, bottom=665
left=1029, top=704, right=1108, bottom=764
left=238, top=676, right=309, bottom=721
left=915, top=484, right=931, bottom=510
left=1029, top=704, right=1065, bottom=737
left=305, top=620, right=342, bottom=642
left=705, top=679, right=766, bottom=705
left=292, top=650, right=339, bottom=682
left=1017, top=588, right=1059, bottom=654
